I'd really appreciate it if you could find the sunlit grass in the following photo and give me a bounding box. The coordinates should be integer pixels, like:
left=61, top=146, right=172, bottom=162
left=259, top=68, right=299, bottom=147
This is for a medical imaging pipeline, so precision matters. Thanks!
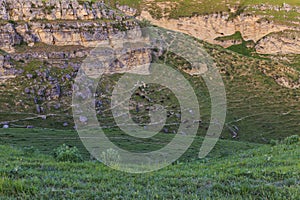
left=0, top=135, right=298, bottom=199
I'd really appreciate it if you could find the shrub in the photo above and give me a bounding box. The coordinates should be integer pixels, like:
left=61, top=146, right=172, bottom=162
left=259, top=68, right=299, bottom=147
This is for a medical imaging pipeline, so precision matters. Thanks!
left=139, top=19, right=152, bottom=28
left=269, top=139, right=278, bottom=146
left=283, top=135, right=300, bottom=145
left=23, top=146, right=36, bottom=156
left=8, top=20, right=16, bottom=25
left=53, top=144, right=83, bottom=163
left=100, top=148, right=120, bottom=167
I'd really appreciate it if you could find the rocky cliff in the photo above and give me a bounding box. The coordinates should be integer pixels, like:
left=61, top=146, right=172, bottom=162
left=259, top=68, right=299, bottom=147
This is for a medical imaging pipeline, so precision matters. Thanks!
left=135, top=2, right=300, bottom=55
left=1, top=0, right=300, bottom=56
left=256, top=30, right=300, bottom=54
left=0, top=0, right=138, bottom=53
left=0, top=0, right=155, bottom=122
left=0, top=0, right=155, bottom=80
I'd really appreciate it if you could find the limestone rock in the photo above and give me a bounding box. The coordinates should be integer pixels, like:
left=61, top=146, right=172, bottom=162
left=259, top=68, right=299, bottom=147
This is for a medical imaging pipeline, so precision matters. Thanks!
left=137, top=8, right=300, bottom=55
left=3, top=124, right=9, bottom=128
left=0, top=23, right=22, bottom=53
left=0, top=0, right=137, bottom=52
left=0, top=0, right=120, bottom=21
left=79, top=116, right=88, bottom=123
left=256, top=31, right=300, bottom=54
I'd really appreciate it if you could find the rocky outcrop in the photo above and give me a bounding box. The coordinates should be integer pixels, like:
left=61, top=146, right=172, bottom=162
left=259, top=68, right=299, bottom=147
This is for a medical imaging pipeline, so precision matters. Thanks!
left=0, top=0, right=123, bottom=21
left=136, top=5, right=300, bottom=55
left=252, top=3, right=300, bottom=13
left=19, top=21, right=136, bottom=46
left=0, top=54, right=12, bottom=74
left=256, top=31, right=300, bottom=54
left=116, top=4, right=137, bottom=16
left=0, top=0, right=157, bottom=88
left=0, top=0, right=137, bottom=53
left=138, top=11, right=290, bottom=45
left=10, top=47, right=90, bottom=68
left=0, top=20, right=138, bottom=53
left=0, top=23, right=23, bottom=53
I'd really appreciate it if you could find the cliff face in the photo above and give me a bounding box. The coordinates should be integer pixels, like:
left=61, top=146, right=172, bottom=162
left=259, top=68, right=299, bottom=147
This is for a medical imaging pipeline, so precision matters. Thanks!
left=0, top=0, right=156, bottom=84
left=0, top=0, right=155, bottom=116
left=138, top=11, right=289, bottom=44
left=1, top=0, right=299, bottom=55
left=256, top=31, right=300, bottom=54
left=136, top=4, right=300, bottom=55
left=0, top=0, right=112, bottom=21
left=0, top=0, right=138, bottom=53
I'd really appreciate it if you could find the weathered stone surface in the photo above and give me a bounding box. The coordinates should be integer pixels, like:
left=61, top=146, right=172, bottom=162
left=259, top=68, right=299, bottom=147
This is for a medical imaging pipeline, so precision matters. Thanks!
left=0, top=23, right=22, bottom=53
left=0, top=20, right=138, bottom=53
left=116, top=4, right=137, bottom=16
left=256, top=31, right=300, bottom=54
left=0, top=0, right=137, bottom=53
left=138, top=11, right=291, bottom=44
left=137, top=7, right=300, bottom=55
left=0, top=54, right=14, bottom=77
left=3, top=124, right=9, bottom=128
left=0, top=0, right=124, bottom=21
left=79, top=116, right=88, bottom=123
left=0, top=1, right=154, bottom=82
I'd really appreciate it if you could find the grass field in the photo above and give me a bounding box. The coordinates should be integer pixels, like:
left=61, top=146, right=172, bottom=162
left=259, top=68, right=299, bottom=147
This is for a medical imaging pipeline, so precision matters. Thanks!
left=0, top=131, right=298, bottom=199
left=0, top=128, right=261, bottom=161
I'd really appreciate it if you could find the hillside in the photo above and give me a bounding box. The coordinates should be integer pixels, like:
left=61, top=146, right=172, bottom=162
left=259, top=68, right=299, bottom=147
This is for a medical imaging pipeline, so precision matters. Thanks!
left=1, top=33, right=300, bottom=143
left=0, top=0, right=299, bottom=199
left=0, top=133, right=299, bottom=199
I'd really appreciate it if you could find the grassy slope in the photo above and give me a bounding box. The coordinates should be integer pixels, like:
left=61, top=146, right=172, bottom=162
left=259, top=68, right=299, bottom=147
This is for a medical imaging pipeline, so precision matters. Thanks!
left=0, top=128, right=261, bottom=161
left=1, top=38, right=300, bottom=143
left=0, top=1, right=298, bottom=144
left=0, top=134, right=298, bottom=199
left=164, top=41, right=300, bottom=143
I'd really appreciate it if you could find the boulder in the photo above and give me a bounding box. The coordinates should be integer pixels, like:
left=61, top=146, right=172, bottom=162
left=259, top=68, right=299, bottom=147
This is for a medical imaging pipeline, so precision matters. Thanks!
left=3, top=124, right=9, bottom=128
left=79, top=116, right=88, bottom=123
